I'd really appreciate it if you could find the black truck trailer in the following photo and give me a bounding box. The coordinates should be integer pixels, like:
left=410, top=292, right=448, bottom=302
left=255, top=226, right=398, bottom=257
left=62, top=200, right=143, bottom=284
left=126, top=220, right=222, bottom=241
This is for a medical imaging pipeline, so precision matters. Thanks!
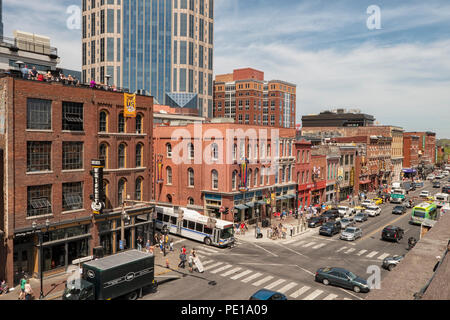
left=63, top=250, right=156, bottom=300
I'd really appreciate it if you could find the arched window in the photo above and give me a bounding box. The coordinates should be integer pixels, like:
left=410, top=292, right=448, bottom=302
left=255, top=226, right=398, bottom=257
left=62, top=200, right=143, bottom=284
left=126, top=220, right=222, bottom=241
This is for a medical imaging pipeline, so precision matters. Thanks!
left=267, top=167, right=270, bottom=185
left=211, top=170, right=218, bottom=189
left=167, top=194, right=172, bottom=203
left=261, top=143, right=266, bottom=160
left=188, top=197, right=194, bottom=205
left=118, top=143, right=126, bottom=168
left=248, top=169, right=252, bottom=188
left=103, top=179, right=111, bottom=209
left=233, top=143, right=237, bottom=161
left=240, top=140, right=245, bottom=159
left=188, top=143, right=194, bottom=160
left=135, top=143, right=143, bottom=167
left=232, top=170, right=237, bottom=190
left=254, top=144, right=258, bottom=161
left=247, top=144, right=251, bottom=159
left=188, top=168, right=194, bottom=187
left=118, top=178, right=126, bottom=206
left=166, top=167, right=172, bottom=185
left=118, top=113, right=125, bottom=133
left=166, top=143, right=172, bottom=158
left=135, top=114, right=143, bottom=134
left=254, top=168, right=259, bottom=187
left=99, top=143, right=108, bottom=168
left=267, top=144, right=271, bottom=158
left=99, top=111, right=108, bottom=132
left=211, top=143, right=219, bottom=161
left=135, top=177, right=143, bottom=201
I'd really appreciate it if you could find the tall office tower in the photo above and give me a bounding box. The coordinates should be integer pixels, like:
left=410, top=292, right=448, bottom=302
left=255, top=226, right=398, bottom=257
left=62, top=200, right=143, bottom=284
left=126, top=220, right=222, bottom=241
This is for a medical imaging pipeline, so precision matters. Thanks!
left=0, top=0, right=4, bottom=39
left=82, top=0, right=214, bottom=117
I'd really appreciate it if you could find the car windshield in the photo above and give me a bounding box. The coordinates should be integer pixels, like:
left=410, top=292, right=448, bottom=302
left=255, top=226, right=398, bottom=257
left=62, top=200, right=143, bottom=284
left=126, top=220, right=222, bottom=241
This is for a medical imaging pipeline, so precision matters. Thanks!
left=324, top=222, right=334, bottom=227
left=394, top=206, right=403, bottom=210
left=345, top=228, right=356, bottom=233
left=341, top=219, right=349, bottom=223
left=338, top=207, right=347, bottom=210
left=367, top=206, right=378, bottom=210
left=346, top=271, right=357, bottom=280
left=356, top=213, right=363, bottom=217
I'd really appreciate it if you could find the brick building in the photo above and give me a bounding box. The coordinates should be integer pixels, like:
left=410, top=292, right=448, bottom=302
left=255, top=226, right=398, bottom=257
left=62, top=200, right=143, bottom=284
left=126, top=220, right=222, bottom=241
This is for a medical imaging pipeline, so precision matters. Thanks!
left=295, top=138, right=312, bottom=209
left=153, top=121, right=297, bottom=224
left=403, top=134, right=420, bottom=169
left=0, top=74, right=154, bottom=286
left=404, top=132, right=436, bottom=165
left=213, top=68, right=296, bottom=128
left=310, top=152, right=327, bottom=205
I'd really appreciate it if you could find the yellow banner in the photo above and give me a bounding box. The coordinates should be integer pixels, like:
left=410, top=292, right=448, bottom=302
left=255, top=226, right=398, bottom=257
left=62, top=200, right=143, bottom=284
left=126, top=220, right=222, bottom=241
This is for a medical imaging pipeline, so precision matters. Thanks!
left=124, top=93, right=136, bottom=117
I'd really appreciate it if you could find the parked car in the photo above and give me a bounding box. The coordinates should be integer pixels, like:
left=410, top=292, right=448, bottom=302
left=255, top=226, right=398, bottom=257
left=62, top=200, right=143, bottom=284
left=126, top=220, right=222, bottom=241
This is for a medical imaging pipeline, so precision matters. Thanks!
left=319, top=221, right=341, bottom=237
left=361, top=200, right=375, bottom=208
left=382, top=255, right=404, bottom=271
left=365, top=205, right=381, bottom=217
left=427, top=174, right=435, bottom=180
left=337, top=206, right=354, bottom=217
left=433, top=181, right=441, bottom=188
left=340, top=227, right=362, bottom=241
left=339, top=217, right=356, bottom=229
left=436, top=174, right=445, bottom=180
left=353, top=206, right=366, bottom=214
left=354, top=212, right=368, bottom=222
left=315, top=267, right=370, bottom=293
left=381, top=226, right=404, bottom=242
left=420, top=190, right=430, bottom=198
left=372, top=198, right=383, bottom=205
left=307, top=216, right=325, bottom=228
left=392, top=205, right=406, bottom=215
left=321, top=210, right=340, bottom=221
left=249, top=289, right=287, bottom=300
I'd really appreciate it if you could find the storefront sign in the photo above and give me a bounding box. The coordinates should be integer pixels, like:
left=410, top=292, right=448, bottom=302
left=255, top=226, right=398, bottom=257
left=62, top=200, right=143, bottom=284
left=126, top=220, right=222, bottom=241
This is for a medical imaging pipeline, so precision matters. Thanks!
left=91, top=159, right=105, bottom=214
left=350, top=167, right=355, bottom=187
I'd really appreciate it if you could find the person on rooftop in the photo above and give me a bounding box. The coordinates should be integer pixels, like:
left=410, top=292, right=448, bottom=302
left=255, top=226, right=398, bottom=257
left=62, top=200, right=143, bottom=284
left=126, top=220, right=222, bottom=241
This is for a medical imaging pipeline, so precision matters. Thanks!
left=21, top=65, right=29, bottom=79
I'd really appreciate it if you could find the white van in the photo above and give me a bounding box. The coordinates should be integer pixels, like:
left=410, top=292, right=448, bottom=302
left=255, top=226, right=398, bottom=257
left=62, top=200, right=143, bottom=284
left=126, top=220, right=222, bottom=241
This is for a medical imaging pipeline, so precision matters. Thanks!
left=434, top=193, right=449, bottom=208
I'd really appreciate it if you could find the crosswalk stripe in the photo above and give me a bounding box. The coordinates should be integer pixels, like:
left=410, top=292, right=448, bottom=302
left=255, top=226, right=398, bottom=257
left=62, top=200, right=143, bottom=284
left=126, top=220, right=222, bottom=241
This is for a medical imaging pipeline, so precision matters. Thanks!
left=323, top=294, right=338, bottom=300
left=377, top=253, right=390, bottom=260
left=336, top=247, right=348, bottom=252
left=312, top=243, right=326, bottom=249
left=203, top=262, right=223, bottom=271
left=230, top=270, right=252, bottom=280
left=343, top=298, right=352, bottom=300
left=302, top=289, right=323, bottom=300
left=357, top=250, right=367, bottom=256
left=264, top=279, right=286, bottom=290
left=283, top=239, right=298, bottom=245
left=277, top=282, right=298, bottom=294
left=345, top=248, right=356, bottom=254
left=290, top=286, right=310, bottom=298
left=302, top=242, right=316, bottom=248
left=366, top=251, right=379, bottom=258
left=252, top=276, right=274, bottom=287
left=197, top=251, right=212, bottom=256
left=220, top=267, right=242, bottom=277
left=201, top=259, right=215, bottom=266
left=201, top=246, right=219, bottom=253
left=292, top=241, right=308, bottom=247
left=241, top=272, right=264, bottom=283
left=210, top=264, right=233, bottom=274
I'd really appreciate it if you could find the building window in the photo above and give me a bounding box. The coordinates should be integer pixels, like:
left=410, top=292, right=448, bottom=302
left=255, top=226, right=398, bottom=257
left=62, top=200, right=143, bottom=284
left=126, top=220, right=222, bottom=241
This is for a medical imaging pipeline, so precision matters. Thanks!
left=167, top=167, right=172, bottom=185
left=62, top=182, right=83, bottom=212
left=166, top=143, right=172, bottom=158
left=135, top=144, right=143, bottom=167
left=118, top=143, right=126, bottom=168
left=99, top=143, right=108, bottom=168
left=188, top=197, right=194, bottom=205
left=117, top=178, right=126, bottom=206
left=188, top=143, right=194, bottom=160
left=99, top=111, right=108, bottom=132
left=232, top=170, right=237, bottom=190
left=27, top=185, right=52, bottom=217
left=136, top=114, right=143, bottom=134
left=233, top=144, right=237, bottom=161
left=188, top=168, right=194, bottom=187
left=260, top=167, right=265, bottom=185
left=27, top=98, right=52, bottom=130
left=211, top=143, right=219, bottom=161
left=62, top=101, right=84, bottom=131
left=254, top=168, right=259, bottom=187
left=118, top=113, right=125, bottom=133
left=211, top=170, right=218, bottom=190
left=248, top=169, right=252, bottom=188
left=135, top=178, right=143, bottom=201
left=62, top=142, right=83, bottom=170
left=27, top=141, right=51, bottom=172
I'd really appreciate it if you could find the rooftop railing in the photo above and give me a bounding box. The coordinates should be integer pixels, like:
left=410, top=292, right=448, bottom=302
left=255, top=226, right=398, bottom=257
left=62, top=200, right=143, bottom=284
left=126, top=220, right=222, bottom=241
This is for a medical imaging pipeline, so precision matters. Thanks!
left=0, top=36, right=58, bottom=57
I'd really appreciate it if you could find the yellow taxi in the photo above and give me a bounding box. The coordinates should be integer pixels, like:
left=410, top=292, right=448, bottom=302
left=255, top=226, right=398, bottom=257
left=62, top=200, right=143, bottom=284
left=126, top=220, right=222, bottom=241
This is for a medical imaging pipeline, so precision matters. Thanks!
left=372, top=198, right=383, bottom=205
left=353, top=206, right=366, bottom=214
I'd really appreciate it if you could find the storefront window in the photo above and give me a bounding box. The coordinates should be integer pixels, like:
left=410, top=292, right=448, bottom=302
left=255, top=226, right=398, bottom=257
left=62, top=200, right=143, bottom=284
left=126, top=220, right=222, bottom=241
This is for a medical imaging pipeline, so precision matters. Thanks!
left=43, top=244, right=66, bottom=272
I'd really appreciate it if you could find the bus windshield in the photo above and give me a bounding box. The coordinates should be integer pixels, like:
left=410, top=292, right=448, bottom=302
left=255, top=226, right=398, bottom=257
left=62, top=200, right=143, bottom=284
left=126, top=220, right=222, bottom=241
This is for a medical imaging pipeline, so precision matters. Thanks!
left=413, top=209, right=426, bottom=218
left=220, top=226, right=234, bottom=239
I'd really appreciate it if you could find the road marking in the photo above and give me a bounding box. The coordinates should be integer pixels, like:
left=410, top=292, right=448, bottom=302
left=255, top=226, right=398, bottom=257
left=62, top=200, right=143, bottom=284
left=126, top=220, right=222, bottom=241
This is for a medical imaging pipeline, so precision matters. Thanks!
left=377, top=253, right=390, bottom=260
left=196, top=251, right=212, bottom=256
left=277, top=282, right=298, bottom=294
left=336, top=247, right=348, bottom=252
left=344, top=248, right=356, bottom=254
left=290, top=286, right=310, bottom=298
left=203, top=262, right=223, bottom=271
left=201, top=259, right=215, bottom=266
left=357, top=250, right=367, bottom=256
left=312, top=243, right=326, bottom=249
left=284, top=239, right=299, bottom=245
left=252, top=276, right=274, bottom=286
left=276, top=243, right=309, bottom=258
left=200, top=246, right=219, bottom=253
left=323, top=293, right=338, bottom=300
left=220, top=267, right=242, bottom=277
left=264, top=279, right=286, bottom=290
left=291, top=240, right=308, bottom=247
left=302, top=289, right=323, bottom=300
left=337, top=287, right=364, bottom=300
left=173, top=239, right=186, bottom=245
left=343, top=298, right=352, bottom=300
left=302, top=242, right=316, bottom=248
left=366, top=251, right=379, bottom=258
left=251, top=243, right=278, bottom=257
left=230, top=269, right=252, bottom=280
left=241, top=272, right=264, bottom=283
left=210, top=264, right=233, bottom=274
left=359, top=213, right=409, bottom=242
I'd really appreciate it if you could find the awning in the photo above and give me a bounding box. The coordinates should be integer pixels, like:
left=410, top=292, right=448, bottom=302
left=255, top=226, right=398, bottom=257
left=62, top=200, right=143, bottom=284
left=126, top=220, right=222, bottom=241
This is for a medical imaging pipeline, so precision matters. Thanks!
left=285, top=194, right=296, bottom=199
left=257, top=200, right=267, bottom=205
left=276, top=196, right=287, bottom=200
left=245, top=202, right=255, bottom=208
left=235, top=204, right=248, bottom=210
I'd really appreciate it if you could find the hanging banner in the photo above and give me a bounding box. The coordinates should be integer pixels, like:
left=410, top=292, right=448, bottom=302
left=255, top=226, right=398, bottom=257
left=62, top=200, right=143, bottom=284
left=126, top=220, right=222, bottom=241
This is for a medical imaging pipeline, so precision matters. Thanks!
left=156, top=155, right=164, bottom=184
left=239, top=159, right=249, bottom=192
left=91, top=159, right=105, bottom=215
left=124, top=93, right=137, bottom=117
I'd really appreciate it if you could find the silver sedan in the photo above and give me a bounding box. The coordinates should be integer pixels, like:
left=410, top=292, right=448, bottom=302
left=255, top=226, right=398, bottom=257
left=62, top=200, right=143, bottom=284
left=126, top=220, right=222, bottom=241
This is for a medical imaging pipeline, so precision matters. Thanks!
left=340, top=227, right=363, bottom=241
left=339, top=217, right=356, bottom=229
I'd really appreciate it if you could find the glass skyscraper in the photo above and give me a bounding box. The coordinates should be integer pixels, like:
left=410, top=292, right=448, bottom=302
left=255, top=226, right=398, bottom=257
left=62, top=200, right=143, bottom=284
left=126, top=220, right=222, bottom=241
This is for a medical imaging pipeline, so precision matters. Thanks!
left=0, top=0, right=3, bottom=39
left=82, top=0, right=214, bottom=116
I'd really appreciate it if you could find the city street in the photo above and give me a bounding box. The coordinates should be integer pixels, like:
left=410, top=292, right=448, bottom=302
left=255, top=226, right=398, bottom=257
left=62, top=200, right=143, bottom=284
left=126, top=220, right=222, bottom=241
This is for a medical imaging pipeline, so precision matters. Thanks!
left=143, top=180, right=441, bottom=301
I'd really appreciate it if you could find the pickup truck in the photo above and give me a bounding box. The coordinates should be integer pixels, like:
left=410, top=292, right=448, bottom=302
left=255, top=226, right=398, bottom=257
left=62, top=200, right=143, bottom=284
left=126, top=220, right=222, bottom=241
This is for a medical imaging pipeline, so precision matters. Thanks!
left=62, top=250, right=157, bottom=300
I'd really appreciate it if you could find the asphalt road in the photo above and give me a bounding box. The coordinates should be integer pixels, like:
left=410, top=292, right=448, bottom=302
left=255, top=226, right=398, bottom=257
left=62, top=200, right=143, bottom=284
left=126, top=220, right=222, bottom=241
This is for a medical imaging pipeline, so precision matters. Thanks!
left=144, top=179, right=445, bottom=301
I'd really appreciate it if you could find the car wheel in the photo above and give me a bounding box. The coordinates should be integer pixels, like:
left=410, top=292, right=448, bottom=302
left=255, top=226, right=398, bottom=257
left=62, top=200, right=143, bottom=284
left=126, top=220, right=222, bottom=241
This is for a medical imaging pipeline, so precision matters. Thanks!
left=127, top=290, right=139, bottom=300
left=388, top=264, right=395, bottom=271
left=322, top=278, right=330, bottom=286
left=204, top=237, right=212, bottom=246
left=353, top=286, right=361, bottom=293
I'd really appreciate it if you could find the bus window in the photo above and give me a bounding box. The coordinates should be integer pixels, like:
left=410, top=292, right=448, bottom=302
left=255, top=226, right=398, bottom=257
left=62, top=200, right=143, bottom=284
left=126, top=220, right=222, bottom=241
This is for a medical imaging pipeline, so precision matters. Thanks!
left=157, top=212, right=163, bottom=221
left=170, top=216, right=177, bottom=225
left=188, top=221, right=195, bottom=230
left=204, top=226, right=213, bottom=235
left=163, top=214, right=170, bottom=223
left=195, top=223, right=203, bottom=233
left=413, top=209, right=426, bottom=218
left=183, top=220, right=188, bottom=228
left=220, top=227, right=234, bottom=239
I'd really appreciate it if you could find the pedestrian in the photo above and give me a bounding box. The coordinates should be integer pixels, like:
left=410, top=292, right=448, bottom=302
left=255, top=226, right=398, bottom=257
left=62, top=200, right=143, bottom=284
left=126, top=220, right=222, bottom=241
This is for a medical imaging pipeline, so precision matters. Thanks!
left=182, top=245, right=187, bottom=255
left=188, top=253, right=194, bottom=273
left=159, top=238, right=163, bottom=253
left=145, top=240, right=151, bottom=253
left=19, top=274, right=27, bottom=300
left=169, top=239, right=174, bottom=252
left=137, top=236, right=143, bottom=251
left=24, top=279, right=33, bottom=300
left=178, top=249, right=186, bottom=269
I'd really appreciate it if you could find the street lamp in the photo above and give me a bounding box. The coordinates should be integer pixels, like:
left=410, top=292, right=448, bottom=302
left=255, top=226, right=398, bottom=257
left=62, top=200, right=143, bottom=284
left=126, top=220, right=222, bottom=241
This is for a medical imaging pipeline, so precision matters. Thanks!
left=32, top=219, right=50, bottom=300
left=120, top=198, right=130, bottom=251
left=254, top=207, right=260, bottom=239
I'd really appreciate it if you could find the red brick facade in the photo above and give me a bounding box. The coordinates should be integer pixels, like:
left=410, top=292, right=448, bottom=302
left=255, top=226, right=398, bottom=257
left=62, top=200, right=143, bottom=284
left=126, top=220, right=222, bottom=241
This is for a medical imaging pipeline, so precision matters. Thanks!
left=403, top=134, right=420, bottom=168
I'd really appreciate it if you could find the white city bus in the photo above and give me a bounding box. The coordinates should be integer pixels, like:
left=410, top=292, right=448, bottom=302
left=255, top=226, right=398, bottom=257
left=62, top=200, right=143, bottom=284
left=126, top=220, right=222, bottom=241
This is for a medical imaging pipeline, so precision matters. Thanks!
left=155, top=206, right=235, bottom=247
left=434, top=193, right=449, bottom=208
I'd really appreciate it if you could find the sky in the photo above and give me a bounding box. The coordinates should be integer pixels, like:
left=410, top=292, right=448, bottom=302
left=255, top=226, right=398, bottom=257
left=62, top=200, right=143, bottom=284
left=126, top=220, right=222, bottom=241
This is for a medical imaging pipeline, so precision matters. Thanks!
left=3, top=0, right=450, bottom=138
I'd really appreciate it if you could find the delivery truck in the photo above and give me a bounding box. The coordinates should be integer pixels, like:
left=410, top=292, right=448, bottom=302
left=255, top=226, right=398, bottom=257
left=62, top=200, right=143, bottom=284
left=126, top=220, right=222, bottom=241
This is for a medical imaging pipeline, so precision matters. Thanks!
left=62, top=250, right=157, bottom=300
